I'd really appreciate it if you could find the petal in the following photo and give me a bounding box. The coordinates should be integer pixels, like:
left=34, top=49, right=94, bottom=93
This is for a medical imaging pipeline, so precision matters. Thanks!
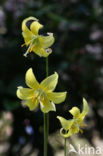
left=39, top=33, right=55, bottom=48
left=60, top=121, right=80, bottom=138
left=80, top=98, right=89, bottom=119
left=32, top=46, right=42, bottom=57
left=24, top=99, right=39, bottom=111
left=47, top=92, right=67, bottom=104
left=82, top=98, right=89, bottom=114
left=40, top=72, right=58, bottom=92
left=22, top=32, right=33, bottom=46
left=40, top=98, right=56, bottom=113
left=25, top=68, right=40, bottom=89
left=60, top=128, right=72, bottom=138
left=22, top=17, right=37, bottom=41
left=22, top=17, right=37, bottom=34
left=57, top=116, right=73, bottom=131
left=16, top=87, right=34, bottom=100
left=69, top=107, right=80, bottom=119
left=30, top=21, right=43, bottom=35
left=40, top=48, right=52, bottom=57
left=32, top=46, right=52, bottom=57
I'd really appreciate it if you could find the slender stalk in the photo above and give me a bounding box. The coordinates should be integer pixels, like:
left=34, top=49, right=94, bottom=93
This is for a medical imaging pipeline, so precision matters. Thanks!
left=46, top=57, right=49, bottom=138
left=43, top=57, right=49, bottom=156
left=64, top=138, right=67, bottom=156
left=46, top=57, right=49, bottom=77
left=44, top=113, right=48, bottom=156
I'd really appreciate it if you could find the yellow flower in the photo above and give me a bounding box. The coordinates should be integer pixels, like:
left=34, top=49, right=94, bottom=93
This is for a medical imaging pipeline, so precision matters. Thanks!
left=22, top=17, right=55, bottom=57
left=16, top=68, right=67, bottom=113
left=57, top=98, right=89, bottom=138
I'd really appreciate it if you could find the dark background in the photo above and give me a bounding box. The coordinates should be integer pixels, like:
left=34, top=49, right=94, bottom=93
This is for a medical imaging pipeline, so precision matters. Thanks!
left=0, top=0, right=103, bottom=155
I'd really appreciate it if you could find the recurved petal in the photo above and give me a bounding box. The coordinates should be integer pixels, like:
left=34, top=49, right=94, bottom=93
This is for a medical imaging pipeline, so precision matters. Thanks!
left=16, top=87, right=34, bottom=100
left=39, top=33, right=55, bottom=48
left=47, top=92, right=67, bottom=104
left=60, top=120, right=80, bottom=138
left=69, top=107, right=80, bottom=119
left=83, top=98, right=89, bottom=114
left=57, top=116, right=73, bottom=131
left=40, top=98, right=56, bottom=113
left=32, top=46, right=52, bottom=57
left=40, top=48, right=52, bottom=57
left=22, top=17, right=37, bottom=35
left=40, top=72, right=58, bottom=92
left=60, top=128, right=72, bottom=138
left=30, top=21, right=43, bottom=35
left=24, top=99, right=39, bottom=111
left=80, top=98, right=89, bottom=119
left=25, top=68, right=40, bottom=89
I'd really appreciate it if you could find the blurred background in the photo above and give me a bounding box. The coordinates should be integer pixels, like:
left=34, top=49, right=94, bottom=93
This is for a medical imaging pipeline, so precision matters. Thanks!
left=0, top=0, right=103, bottom=155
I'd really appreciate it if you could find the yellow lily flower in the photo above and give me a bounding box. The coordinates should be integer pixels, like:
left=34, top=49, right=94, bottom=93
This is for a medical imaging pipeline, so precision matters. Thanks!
left=57, top=98, right=89, bottom=138
left=16, top=68, right=67, bottom=113
left=22, top=17, right=55, bottom=57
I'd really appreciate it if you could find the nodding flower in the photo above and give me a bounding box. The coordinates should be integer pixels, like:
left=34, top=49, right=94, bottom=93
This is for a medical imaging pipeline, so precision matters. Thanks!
left=21, top=17, right=55, bottom=57
left=57, top=98, right=89, bottom=138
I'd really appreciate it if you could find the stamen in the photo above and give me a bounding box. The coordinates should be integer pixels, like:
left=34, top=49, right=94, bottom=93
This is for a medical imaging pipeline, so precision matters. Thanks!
left=22, top=35, right=37, bottom=48
left=40, top=101, right=44, bottom=108
left=34, top=89, right=47, bottom=104
left=21, top=43, right=26, bottom=47
left=80, top=129, right=83, bottom=133
left=81, top=123, right=87, bottom=128
left=23, top=46, right=31, bottom=57
left=23, top=52, right=28, bottom=57
left=23, top=41, right=35, bottom=57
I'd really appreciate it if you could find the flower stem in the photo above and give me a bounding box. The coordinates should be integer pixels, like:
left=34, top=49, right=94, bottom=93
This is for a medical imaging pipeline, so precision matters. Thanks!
left=43, top=57, right=49, bottom=156
left=44, top=113, right=48, bottom=156
left=46, top=57, right=49, bottom=77
left=64, top=138, right=67, bottom=156
left=46, top=57, right=49, bottom=138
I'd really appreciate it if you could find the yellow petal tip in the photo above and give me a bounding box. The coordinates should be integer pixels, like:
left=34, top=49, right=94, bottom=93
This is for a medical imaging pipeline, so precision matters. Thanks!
left=17, top=86, right=23, bottom=89
left=57, top=116, right=61, bottom=119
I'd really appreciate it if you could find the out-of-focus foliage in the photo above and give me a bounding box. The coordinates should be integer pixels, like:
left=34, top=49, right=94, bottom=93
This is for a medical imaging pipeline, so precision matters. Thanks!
left=0, top=0, right=103, bottom=155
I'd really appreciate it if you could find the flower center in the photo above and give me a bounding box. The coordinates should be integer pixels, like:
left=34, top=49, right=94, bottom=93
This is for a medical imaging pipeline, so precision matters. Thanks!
left=34, top=89, right=47, bottom=102
left=71, top=120, right=80, bottom=132
left=23, top=36, right=39, bottom=57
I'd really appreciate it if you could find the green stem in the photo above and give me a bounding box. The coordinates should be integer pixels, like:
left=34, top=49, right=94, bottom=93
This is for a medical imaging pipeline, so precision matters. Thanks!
left=46, top=57, right=49, bottom=138
left=64, top=138, right=67, bottom=156
left=46, top=57, right=49, bottom=77
left=44, top=113, right=48, bottom=156
left=43, top=57, right=49, bottom=156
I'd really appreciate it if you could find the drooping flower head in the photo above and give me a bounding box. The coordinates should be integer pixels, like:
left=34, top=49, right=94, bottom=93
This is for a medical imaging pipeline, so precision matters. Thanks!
left=22, top=17, right=55, bottom=57
left=57, top=98, right=89, bottom=138
left=16, top=68, right=67, bottom=113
